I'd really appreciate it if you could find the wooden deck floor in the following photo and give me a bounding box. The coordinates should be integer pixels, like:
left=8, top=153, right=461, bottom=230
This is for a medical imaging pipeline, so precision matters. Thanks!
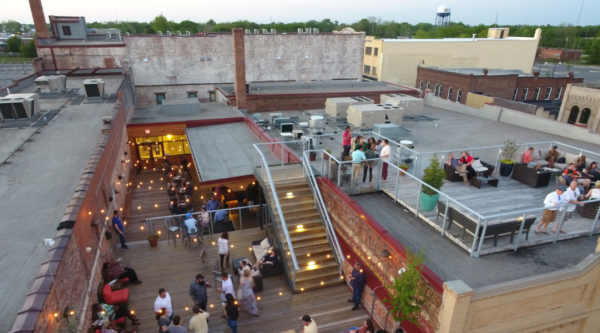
left=118, top=228, right=367, bottom=333
left=125, top=171, right=260, bottom=242
left=314, top=160, right=600, bottom=256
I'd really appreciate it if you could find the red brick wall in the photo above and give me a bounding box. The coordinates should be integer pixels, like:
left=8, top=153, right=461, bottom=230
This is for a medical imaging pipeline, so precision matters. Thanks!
left=416, top=67, right=472, bottom=104
left=232, top=28, right=247, bottom=109
left=516, top=75, right=583, bottom=101
left=318, top=177, right=443, bottom=333
left=469, top=74, right=518, bottom=100
left=23, top=79, right=135, bottom=333
left=28, top=0, right=50, bottom=38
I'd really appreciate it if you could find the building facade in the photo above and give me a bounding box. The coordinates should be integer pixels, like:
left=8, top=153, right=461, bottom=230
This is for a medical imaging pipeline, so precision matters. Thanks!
left=415, top=66, right=583, bottom=105
left=557, top=83, right=600, bottom=133
left=537, top=48, right=582, bottom=61
left=363, top=28, right=542, bottom=88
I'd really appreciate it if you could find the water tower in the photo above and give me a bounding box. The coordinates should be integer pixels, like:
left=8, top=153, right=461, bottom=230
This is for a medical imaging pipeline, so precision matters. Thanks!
left=434, top=5, right=451, bottom=30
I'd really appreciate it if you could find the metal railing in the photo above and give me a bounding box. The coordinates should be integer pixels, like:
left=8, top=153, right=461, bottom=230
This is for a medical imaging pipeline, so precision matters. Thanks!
left=144, top=204, right=265, bottom=235
left=302, top=149, right=345, bottom=274
left=252, top=144, right=300, bottom=289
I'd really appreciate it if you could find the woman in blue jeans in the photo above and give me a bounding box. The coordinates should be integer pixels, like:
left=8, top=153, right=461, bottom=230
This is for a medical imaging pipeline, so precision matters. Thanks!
left=223, top=293, right=239, bottom=333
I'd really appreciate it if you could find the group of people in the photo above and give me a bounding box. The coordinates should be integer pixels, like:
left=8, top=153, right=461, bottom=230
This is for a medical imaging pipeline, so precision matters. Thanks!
left=342, top=127, right=392, bottom=185
left=446, top=151, right=477, bottom=186
left=165, top=157, right=195, bottom=215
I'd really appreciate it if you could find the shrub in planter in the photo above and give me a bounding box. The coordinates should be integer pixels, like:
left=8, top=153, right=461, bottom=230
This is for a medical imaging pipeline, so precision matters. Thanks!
left=147, top=234, right=159, bottom=247
left=500, top=140, right=518, bottom=176
left=399, top=164, right=409, bottom=176
left=420, top=152, right=445, bottom=211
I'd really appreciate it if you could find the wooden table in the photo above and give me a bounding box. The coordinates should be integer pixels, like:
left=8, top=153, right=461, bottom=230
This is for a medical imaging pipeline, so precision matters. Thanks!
left=472, top=176, right=499, bottom=189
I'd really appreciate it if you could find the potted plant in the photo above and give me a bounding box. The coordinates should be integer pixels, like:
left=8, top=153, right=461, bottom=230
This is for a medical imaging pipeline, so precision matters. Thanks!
left=386, top=247, right=428, bottom=327
left=147, top=234, right=159, bottom=247
left=399, top=164, right=410, bottom=176
left=499, top=140, right=518, bottom=177
left=419, top=152, right=445, bottom=211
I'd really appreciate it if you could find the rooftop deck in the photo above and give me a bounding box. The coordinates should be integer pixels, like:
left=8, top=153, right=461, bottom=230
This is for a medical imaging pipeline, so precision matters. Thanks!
left=118, top=228, right=368, bottom=333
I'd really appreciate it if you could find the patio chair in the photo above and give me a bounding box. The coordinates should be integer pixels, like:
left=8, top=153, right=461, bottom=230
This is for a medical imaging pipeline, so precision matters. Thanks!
left=185, top=227, right=200, bottom=249
left=199, top=249, right=219, bottom=270
left=165, top=217, right=180, bottom=246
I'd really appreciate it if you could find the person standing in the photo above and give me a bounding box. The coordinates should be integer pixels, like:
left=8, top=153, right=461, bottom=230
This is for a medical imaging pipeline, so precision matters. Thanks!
left=167, top=315, right=186, bottom=333
left=342, top=126, right=352, bottom=161
left=218, top=232, right=229, bottom=270
left=375, top=140, right=382, bottom=158
left=363, top=143, right=376, bottom=183
left=189, top=274, right=211, bottom=311
left=188, top=305, right=210, bottom=333
left=223, top=294, right=239, bottom=333
left=347, top=262, right=366, bottom=311
left=156, top=307, right=170, bottom=333
left=535, top=186, right=567, bottom=235
left=218, top=272, right=235, bottom=304
left=112, top=210, right=128, bottom=251
left=164, top=159, right=172, bottom=176
left=553, top=181, right=584, bottom=234
left=240, top=269, right=259, bottom=316
left=154, top=288, right=174, bottom=322
left=180, top=156, right=188, bottom=168
left=300, top=315, right=318, bottom=333
left=351, top=148, right=366, bottom=185
left=380, top=140, right=390, bottom=181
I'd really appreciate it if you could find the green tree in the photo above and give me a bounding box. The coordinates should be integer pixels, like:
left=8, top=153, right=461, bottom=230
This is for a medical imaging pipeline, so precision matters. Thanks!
left=414, top=29, right=432, bottom=39
left=6, top=36, right=22, bottom=53
left=588, top=40, right=600, bottom=64
left=2, top=20, right=22, bottom=32
left=20, top=40, right=37, bottom=58
left=150, top=14, right=170, bottom=33
left=143, top=27, right=156, bottom=34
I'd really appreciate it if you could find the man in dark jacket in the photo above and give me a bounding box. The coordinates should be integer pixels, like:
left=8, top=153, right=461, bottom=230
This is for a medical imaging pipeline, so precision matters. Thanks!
left=189, top=274, right=211, bottom=311
left=347, top=262, right=366, bottom=310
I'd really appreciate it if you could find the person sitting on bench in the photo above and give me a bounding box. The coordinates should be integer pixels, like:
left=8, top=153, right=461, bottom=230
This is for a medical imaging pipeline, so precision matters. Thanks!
left=214, top=209, right=228, bottom=224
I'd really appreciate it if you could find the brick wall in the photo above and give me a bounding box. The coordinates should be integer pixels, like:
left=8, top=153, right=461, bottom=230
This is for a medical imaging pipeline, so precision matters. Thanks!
left=232, top=28, right=247, bottom=109
left=11, top=77, right=136, bottom=333
left=416, top=67, right=472, bottom=104
left=516, top=74, right=583, bottom=101
left=318, top=177, right=443, bottom=333
left=491, top=97, right=538, bottom=115
left=28, top=0, right=49, bottom=38
left=469, top=74, right=518, bottom=100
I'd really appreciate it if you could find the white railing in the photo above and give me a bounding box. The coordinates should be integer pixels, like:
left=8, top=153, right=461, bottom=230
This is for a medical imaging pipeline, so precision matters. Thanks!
left=302, top=150, right=345, bottom=273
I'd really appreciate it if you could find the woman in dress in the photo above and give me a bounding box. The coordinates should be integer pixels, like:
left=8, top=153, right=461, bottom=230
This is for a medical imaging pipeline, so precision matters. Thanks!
left=218, top=232, right=229, bottom=270
left=240, top=269, right=259, bottom=316
left=585, top=181, right=600, bottom=200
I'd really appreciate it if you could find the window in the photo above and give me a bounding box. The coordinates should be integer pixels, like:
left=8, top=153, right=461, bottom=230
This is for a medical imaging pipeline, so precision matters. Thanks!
left=188, top=93, right=197, bottom=98
left=534, top=87, right=541, bottom=100
left=447, top=87, right=452, bottom=100
left=426, top=82, right=430, bottom=90
left=568, top=106, right=579, bottom=124
left=521, top=88, right=529, bottom=100
left=512, top=88, right=518, bottom=101
left=374, top=48, right=378, bottom=56
left=456, top=89, right=462, bottom=103
left=434, top=84, right=439, bottom=96
left=555, top=86, right=563, bottom=99
left=365, top=47, right=372, bottom=55
left=372, top=67, right=377, bottom=76
left=438, top=86, right=443, bottom=98
left=580, top=108, right=592, bottom=124
left=544, top=87, right=552, bottom=100
left=62, top=26, right=72, bottom=36
left=419, top=81, right=423, bottom=90
left=363, top=65, right=371, bottom=74
left=156, top=93, right=166, bottom=105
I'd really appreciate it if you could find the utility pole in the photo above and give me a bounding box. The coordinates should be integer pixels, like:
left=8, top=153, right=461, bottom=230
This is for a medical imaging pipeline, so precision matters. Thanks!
left=573, top=0, right=584, bottom=48
left=494, top=13, right=498, bottom=26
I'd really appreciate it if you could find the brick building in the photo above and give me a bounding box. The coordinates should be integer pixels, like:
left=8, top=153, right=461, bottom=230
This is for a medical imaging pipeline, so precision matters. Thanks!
left=557, top=82, right=600, bottom=133
left=415, top=66, right=583, bottom=104
left=537, top=47, right=582, bottom=61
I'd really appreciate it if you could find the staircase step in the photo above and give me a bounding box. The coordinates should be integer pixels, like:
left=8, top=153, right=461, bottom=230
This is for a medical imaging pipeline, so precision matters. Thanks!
left=276, top=189, right=313, bottom=198
left=278, top=196, right=315, bottom=207
left=295, top=252, right=336, bottom=266
left=272, top=205, right=318, bottom=215
left=271, top=183, right=309, bottom=192
left=282, top=238, right=330, bottom=251
left=295, top=275, right=345, bottom=293
left=277, top=212, right=321, bottom=223
left=288, top=225, right=325, bottom=236
left=285, top=218, right=322, bottom=228
left=273, top=178, right=307, bottom=186
left=284, top=233, right=326, bottom=246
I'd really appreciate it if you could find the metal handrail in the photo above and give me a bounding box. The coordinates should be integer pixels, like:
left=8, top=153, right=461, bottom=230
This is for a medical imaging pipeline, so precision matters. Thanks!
left=302, top=150, right=345, bottom=268
left=253, top=145, right=300, bottom=277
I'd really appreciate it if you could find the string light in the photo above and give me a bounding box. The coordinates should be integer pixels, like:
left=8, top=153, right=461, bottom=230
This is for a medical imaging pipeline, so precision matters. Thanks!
left=101, top=210, right=104, bottom=213
left=257, top=297, right=260, bottom=300
left=141, top=226, right=144, bottom=230
left=279, top=292, right=282, bottom=295
left=130, top=310, right=135, bottom=315
left=230, top=245, right=234, bottom=248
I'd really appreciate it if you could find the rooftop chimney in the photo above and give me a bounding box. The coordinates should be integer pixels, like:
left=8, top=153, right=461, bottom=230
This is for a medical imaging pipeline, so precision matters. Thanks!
left=29, top=0, right=50, bottom=38
left=482, top=68, right=488, bottom=76
left=568, top=72, right=574, bottom=78
left=232, top=28, right=247, bottom=111
left=533, top=71, right=540, bottom=79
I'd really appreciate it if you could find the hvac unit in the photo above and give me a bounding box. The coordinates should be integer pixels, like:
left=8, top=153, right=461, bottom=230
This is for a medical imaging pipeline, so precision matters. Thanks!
left=177, top=31, right=182, bottom=36
left=253, top=29, right=259, bottom=34
left=373, top=123, right=402, bottom=139
left=262, top=29, right=268, bottom=34
left=273, top=117, right=291, bottom=128
left=0, top=93, right=40, bottom=120
left=305, top=28, right=312, bottom=34
left=35, top=75, right=66, bottom=94
left=269, top=112, right=282, bottom=124
left=347, top=104, right=404, bottom=130
left=297, top=28, right=303, bottom=34
left=167, top=31, right=172, bottom=36
left=313, top=28, right=319, bottom=34
left=82, top=79, right=105, bottom=98
left=325, top=97, right=373, bottom=120
left=380, top=94, right=423, bottom=115
left=245, top=29, right=251, bottom=34
left=270, top=29, right=276, bottom=34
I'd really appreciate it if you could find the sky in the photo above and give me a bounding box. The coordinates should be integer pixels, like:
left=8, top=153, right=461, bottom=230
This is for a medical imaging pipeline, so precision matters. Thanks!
left=2, top=0, right=599, bottom=26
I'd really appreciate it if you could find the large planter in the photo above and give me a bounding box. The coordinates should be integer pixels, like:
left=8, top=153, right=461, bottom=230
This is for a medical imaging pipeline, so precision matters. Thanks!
left=147, top=236, right=159, bottom=247
left=309, top=152, right=317, bottom=162
left=420, top=192, right=439, bottom=211
left=399, top=166, right=409, bottom=176
left=499, top=162, right=514, bottom=177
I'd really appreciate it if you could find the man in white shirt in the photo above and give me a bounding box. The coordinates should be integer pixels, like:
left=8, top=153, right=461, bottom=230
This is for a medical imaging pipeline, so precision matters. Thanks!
left=380, top=139, right=391, bottom=181
left=553, top=181, right=584, bottom=234
left=300, top=315, right=318, bottom=333
left=535, top=186, right=567, bottom=235
left=218, top=271, right=235, bottom=302
left=154, top=288, right=174, bottom=321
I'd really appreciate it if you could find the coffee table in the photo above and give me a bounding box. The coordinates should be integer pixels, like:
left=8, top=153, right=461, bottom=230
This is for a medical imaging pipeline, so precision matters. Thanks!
left=471, top=175, right=499, bottom=189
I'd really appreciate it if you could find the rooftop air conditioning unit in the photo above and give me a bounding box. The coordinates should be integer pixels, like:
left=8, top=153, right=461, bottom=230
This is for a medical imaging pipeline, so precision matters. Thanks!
left=125, top=32, right=130, bottom=37
left=82, top=79, right=105, bottom=98
left=158, top=31, right=163, bottom=36
left=253, top=29, right=259, bottom=34
left=262, top=29, right=268, bottom=34
left=35, top=75, right=66, bottom=94
left=305, top=28, right=312, bottom=34
left=245, top=29, right=251, bottom=34
left=167, top=31, right=172, bottom=36
left=106, top=32, right=111, bottom=40
left=0, top=93, right=40, bottom=120
left=313, top=28, right=319, bottom=34
left=269, top=112, right=282, bottom=124
left=186, top=31, right=190, bottom=36
left=297, top=28, right=303, bottom=34
left=270, top=29, right=276, bottom=34
left=177, top=31, right=182, bottom=36
left=116, top=32, right=122, bottom=40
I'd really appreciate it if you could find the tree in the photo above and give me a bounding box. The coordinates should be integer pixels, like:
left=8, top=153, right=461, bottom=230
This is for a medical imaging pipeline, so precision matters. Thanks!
left=2, top=20, right=22, bottom=32
left=588, top=40, right=600, bottom=64
left=414, top=29, right=432, bottom=39
left=20, top=40, right=37, bottom=58
left=150, top=14, right=170, bottom=33
left=386, top=247, right=428, bottom=326
left=143, top=27, right=156, bottom=34
left=6, top=36, right=22, bottom=53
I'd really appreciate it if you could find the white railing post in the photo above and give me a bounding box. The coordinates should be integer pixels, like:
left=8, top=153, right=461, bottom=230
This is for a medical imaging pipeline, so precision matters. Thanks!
left=553, top=208, right=568, bottom=244
left=281, top=143, right=284, bottom=166
left=394, top=168, right=400, bottom=203
left=470, top=217, right=482, bottom=258
left=513, top=213, right=528, bottom=251
left=415, top=182, right=422, bottom=217
left=476, top=219, right=489, bottom=258
left=337, top=162, right=342, bottom=186
left=377, top=160, right=383, bottom=191
left=441, top=198, right=450, bottom=237
left=589, top=203, right=600, bottom=237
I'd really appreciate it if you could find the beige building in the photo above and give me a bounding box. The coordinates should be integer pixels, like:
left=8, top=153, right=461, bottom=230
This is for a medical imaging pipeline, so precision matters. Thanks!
left=363, top=28, right=541, bottom=88
left=557, top=83, right=600, bottom=133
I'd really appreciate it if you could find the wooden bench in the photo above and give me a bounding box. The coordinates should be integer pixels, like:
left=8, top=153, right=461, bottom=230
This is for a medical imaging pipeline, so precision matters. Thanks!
left=437, top=201, right=536, bottom=246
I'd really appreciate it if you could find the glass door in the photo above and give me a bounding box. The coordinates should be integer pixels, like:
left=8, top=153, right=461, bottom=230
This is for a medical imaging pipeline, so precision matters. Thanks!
left=152, top=144, right=164, bottom=159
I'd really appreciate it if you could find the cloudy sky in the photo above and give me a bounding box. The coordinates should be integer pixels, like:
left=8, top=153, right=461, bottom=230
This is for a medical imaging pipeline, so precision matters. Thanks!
left=3, top=0, right=599, bottom=26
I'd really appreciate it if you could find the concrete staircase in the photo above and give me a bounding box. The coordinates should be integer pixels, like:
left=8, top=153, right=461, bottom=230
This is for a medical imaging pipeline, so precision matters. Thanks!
left=266, top=178, right=343, bottom=292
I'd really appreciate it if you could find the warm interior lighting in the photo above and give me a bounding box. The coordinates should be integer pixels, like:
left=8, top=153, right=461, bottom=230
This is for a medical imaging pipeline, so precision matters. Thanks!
left=201, top=196, right=204, bottom=199
left=286, top=192, right=293, bottom=196
left=327, top=254, right=330, bottom=258
left=378, top=263, right=381, bottom=266
left=301, top=288, right=304, bottom=291
left=212, top=242, right=215, bottom=245
left=54, top=313, right=58, bottom=317
left=167, top=134, right=172, bottom=139
left=124, top=222, right=127, bottom=225
left=228, top=189, right=231, bottom=192
left=101, top=210, right=104, bottom=213
left=368, top=256, right=371, bottom=260
left=195, top=187, right=197, bottom=190
left=230, top=245, right=234, bottom=248
left=249, top=247, right=252, bottom=251
left=308, top=261, right=315, bottom=266
left=88, top=212, right=92, bottom=215
left=140, top=182, right=143, bottom=185
left=130, top=310, right=134, bottom=315
left=307, top=254, right=310, bottom=257
left=347, top=255, right=350, bottom=259
left=151, top=180, right=153, bottom=183
left=240, top=186, right=243, bottom=189
left=297, top=225, right=303, bottom=229
left=287, top=252, right=290, bottom=255
left=176, top=235, right=179, bottom=238
left=194, top=239, right=197, bottom=242
left=340, top=276, right=344, bottom=279
left=161, top=187, right=163, bottom=190
left=210, top=304, right=214, bottom=308
left=185, top=307, right=188, bottom=311
left=70, top=311, right=75, bottom=316
left=257, top=297, right=260, bottom=300
left=252, top=182, right=255, bottom=185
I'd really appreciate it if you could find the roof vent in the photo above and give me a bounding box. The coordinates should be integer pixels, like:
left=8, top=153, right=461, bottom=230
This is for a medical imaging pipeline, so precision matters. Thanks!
left=167, top=31, right=172, bottom=36
left=253, top=29, right=259, bottom=34
left=186, top=31, right=191, bottom=36
left=116, top=32, right=122, bottom=40
left=270, top=29, right=276, bottom=34
left=305, top=28, right=312, bottom=34
left=158, top=31, right=163, bottom=36
left=106, top=32, right=111, bottom=40
left=245, top=29, right=251, bottom=34
left=177, top=31, right=182, bottom=36
left=125, top=32, right=130, bottom=37
left=262, top=29, right=268, bottom=34
left=313, top=28, right=319, bottom=34
left=297, top=28, right=303, bottom=34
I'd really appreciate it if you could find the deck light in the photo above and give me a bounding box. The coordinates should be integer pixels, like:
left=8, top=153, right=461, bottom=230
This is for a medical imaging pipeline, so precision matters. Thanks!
left=321, top=282, right=324, bottom=285
left=131, top=310, right=135, bottom=315
left=307, top=254, right=310, bottom=257
left=212, top=242, right=215, bottom=245
left=149, top=187, right=152, bottom=190
left=301, top=288, right=304, bottom=291
left=368, top=256, right=371, bottom=260
left=327, top=255, right=330, bottom=258
left=89, top=212, right=92, bottom=215
left=279, top=292, right=282, bottom=295
left=101, top=209, right=105, bottom=213
left=70, top=311, right=75, bottom=316
left=138, top=206, right=141, bottom=209
left=151, top=180, right=153, bottom=183
left=210, top=304, right=214, bottom=308
left=230, top=245, right=234, bottom=248
left=347, top=255, right=350, bottom=259
left=158, top=231, right=161, bottom=234
left=161, top=187, right=163, bottom=190
left=257, top=297, right=260, bottom=300
left=249, top=247, right=252, bottom=251
left=185, top=307, right=188, bottom=311
left=141, top=226, right=144, bottom=230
